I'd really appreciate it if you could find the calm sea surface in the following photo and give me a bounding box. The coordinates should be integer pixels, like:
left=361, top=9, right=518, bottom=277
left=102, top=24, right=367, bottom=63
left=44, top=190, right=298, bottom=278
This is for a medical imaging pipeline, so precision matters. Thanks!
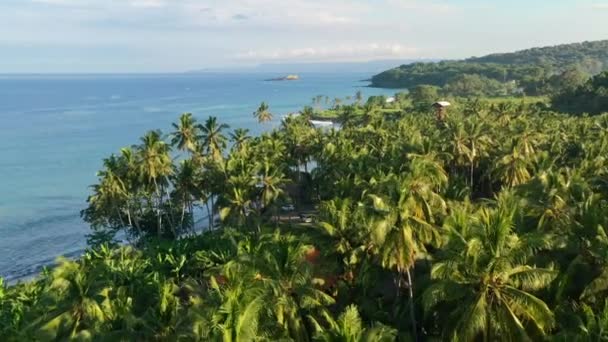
left=0, top=72, right=397, bottom=281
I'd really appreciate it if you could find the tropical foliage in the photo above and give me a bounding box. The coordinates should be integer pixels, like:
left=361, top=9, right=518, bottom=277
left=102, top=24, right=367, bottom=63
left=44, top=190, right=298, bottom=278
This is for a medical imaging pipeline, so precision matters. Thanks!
left=3, top=91, right=608, bottom=341
left=552, top=71, right=608, bottom=115
left=370, top=39, right=608, bottom=96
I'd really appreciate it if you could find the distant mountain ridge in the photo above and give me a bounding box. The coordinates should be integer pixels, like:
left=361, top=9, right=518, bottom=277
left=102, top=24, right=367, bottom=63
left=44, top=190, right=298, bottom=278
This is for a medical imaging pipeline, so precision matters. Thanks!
left=468, top=40, right=608, bottom=71
left=370, top=40, right=608, bottom=91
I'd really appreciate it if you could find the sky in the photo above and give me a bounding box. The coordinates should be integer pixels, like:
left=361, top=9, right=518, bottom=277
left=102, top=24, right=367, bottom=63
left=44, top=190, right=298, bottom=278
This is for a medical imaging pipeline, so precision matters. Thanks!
left=0, top=0, right=607, bottom=73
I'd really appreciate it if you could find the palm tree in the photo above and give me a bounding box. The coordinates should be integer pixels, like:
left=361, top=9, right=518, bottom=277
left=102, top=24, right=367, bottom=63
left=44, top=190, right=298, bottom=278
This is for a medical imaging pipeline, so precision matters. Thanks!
left=253, top=102, right=273, bottom=123
left=229, top=128, right=251, bottom=152
left=137, top=130, right=173, bottom=237
left=83, top=146, right=151, bottom=239
left=310, top=305, right=397, bottom=342
left=219, top=173, right=255, bottom=227
left=553, top=301, right=608, bottom=341
left=258, top=161, right=288, bottom=214
left=232, top=233, right=335, bottom=341
left=142, top=278, right=181, bottom=339
left=28, top=259, right=108, bottom=340
left=171, top=113, right=200, bottom=154
left=85, top=155, right=129, bottom=227
left=318, top=198, right=366, bottom=279
left=423, top=195, right=556, bottom=341
left=351, top=155, right=448, bottom=339
left=172, top=159, right=200, bottom=234
left=300, top=106, right=315, bottom=121
left=339, top=105, right=358, bottom=128
left=138, top=130, right=172, bottom=186
left=187, top=275, right=266, bottom=341
left=493, top=146, right=532, bottom=188
left=355, top=90, right=363, bottom=104
left=333, top=98, right=343, bottom=108
left=200, top=116, right=229, bottom=161
left=282, top=115, right=316, bottom=181
left=365, top=194, right=435, bottom=340
left=362, top=102, right=381, bottom=127
left=446, top=118, right=492, bottom=189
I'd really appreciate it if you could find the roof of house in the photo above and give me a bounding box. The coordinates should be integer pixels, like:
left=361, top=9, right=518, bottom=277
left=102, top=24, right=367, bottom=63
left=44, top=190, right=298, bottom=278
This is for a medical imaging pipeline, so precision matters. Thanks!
left=309, top=120, right=334, bottom=127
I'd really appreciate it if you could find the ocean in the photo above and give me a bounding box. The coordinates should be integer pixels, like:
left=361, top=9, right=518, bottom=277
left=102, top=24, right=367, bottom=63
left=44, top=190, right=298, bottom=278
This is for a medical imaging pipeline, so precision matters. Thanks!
left=0, top=72, right=398, bottom=282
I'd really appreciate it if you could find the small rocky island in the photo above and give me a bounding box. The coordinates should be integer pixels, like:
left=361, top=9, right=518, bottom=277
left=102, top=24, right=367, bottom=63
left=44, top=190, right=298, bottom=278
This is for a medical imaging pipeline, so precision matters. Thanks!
left=265, top=74, right=300, bottom=82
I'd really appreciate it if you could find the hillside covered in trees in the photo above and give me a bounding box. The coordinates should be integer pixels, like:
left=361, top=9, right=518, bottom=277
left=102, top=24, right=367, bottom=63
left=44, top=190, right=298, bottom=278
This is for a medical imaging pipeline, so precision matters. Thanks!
left=371, top=40, right=608, bottom=97
left=552, top=71, right=608, bottom=115
left=3, top=92, right=608, bottom=340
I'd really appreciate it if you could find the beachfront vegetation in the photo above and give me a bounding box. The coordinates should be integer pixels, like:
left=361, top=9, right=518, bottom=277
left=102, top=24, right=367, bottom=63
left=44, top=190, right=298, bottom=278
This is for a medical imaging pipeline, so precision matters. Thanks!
left=2, top=88, right=608, bottom=341
left=371, top=40, right=608, bottom=97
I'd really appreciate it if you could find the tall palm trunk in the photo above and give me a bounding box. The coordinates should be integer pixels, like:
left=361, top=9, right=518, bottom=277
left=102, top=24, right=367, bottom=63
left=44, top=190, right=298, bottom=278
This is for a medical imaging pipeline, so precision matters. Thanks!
left=189, top=202, right=195, bottom=235
left=180, top=201, right=186, bottom=231
left=205, top=201, right=212, bottom=231
left=470, top=162, right=475, bottom=189
left=485, top=297, right=492, bottom=342
left=125, top=207, right=142, bottom=237
left=211, top=195, right=216, bottom=229
left=153, top=178, right=163, bottom=238
left=405, top=268, right=418, bottom=342
left=163, top=180, right=177, bottom=238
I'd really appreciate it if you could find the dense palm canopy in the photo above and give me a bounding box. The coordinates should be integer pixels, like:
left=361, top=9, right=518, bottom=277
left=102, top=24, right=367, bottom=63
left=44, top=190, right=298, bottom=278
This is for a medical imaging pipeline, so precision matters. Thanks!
left=3, top=93, right=608, bottom=341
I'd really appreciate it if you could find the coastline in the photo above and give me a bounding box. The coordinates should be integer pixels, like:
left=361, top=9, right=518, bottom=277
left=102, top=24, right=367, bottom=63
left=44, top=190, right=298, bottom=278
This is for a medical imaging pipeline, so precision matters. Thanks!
left=0, top=72, right=400, bottom=283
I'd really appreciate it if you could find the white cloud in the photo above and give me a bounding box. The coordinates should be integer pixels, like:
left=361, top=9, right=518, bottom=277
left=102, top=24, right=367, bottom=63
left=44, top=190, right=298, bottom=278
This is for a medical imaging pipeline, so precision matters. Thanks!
left=178, top=0, right=367, bottom=28
left=25, top=0, right=367, bottom=29
left=9, top=0, right=605, bottom=72
left=384, top=0, right=455, bottom=12
left=30, top=0, right=77, bottom=5
left=128, top=0, right=167, bottom=8
left=235, top=43, right=420, bottom=62
left=23, top=0, right=457, bottom=30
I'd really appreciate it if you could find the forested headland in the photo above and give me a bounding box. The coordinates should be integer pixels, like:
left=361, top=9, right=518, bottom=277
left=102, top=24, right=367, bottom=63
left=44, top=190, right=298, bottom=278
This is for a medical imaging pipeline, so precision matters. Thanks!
left=370, top=40, right=608, bottom=100
left=2, top=82, right=608, bottom=341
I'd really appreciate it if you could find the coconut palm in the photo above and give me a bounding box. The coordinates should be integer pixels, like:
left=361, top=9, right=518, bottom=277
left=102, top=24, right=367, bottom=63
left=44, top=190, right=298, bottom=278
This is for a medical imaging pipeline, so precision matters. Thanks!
left=254, top=102, right=273, bottom=123
left=229, top=128, right=251, bottom=152
left=20, top=93, right=608, bottom=342
left=219, top=173, right=255, bottom=227
left=355, top=91, right=363, bottom=104
left=318, top=198, right=367, bottom=277
left=200, top=116, right=230, bottom=161
left=187, top=275, right=266, bottom=341
left=300, top=106, right=315, bottom=121
left=138, top=130, right=173, bottom=186
left=228, top=232, right=335, bottom=342
left=310, top=305, right=397, bottom=342
left=172, top=159, right=200, bottom=234
left=171, top=113, right=201, bottom=154
left=339, top=105, right=358, bottom=128
left=27, top=259, right=108, bottom=340
left=137, top=130, right=173, bottom=237
left=258, top=161, right=288, bottom=213
left=423, top=195, right=556, bottom=341
left=445, top=118, right=492, bottom=189
left=493, top=146, right=532, bottom=188
left=362, top=102, right=382, bottom=128
left=553, top=301, right=608, bottom=342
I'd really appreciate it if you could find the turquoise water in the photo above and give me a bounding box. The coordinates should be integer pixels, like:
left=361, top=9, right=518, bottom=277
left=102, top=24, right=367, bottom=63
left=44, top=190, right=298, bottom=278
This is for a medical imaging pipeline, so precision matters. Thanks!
left=0, top=72, right=397, bottom=281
